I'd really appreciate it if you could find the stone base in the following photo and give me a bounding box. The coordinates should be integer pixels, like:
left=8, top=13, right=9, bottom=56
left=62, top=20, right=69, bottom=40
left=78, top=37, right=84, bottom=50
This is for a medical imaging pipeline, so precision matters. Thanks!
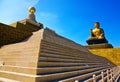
left=86, top=38, right=108, bottom=45
left=20, top=19, right=43, bottom=28
left=85, top=43, right=113, bottom=49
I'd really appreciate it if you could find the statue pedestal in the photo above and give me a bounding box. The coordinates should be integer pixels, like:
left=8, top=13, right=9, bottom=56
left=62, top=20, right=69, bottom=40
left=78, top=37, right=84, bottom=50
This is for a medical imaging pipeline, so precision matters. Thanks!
left=11, top=19, right=43, bottom=32
left=85, top=43, right=113, bottom=49
left=20, top=19, right=43, bottom=29
left=86, top=38, right=108, bottom=45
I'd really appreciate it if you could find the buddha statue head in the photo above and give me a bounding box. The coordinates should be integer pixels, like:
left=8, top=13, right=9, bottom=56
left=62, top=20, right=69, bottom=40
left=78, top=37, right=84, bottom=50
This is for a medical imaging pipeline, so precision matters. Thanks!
left=94, top=22, right=100, bottom=29
left=29, top=7, right=36, bottom=14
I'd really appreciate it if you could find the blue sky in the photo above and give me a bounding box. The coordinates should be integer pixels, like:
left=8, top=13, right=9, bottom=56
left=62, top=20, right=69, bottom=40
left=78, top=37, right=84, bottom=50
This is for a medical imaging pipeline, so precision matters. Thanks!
left=0, top=0, right=120, bottom=47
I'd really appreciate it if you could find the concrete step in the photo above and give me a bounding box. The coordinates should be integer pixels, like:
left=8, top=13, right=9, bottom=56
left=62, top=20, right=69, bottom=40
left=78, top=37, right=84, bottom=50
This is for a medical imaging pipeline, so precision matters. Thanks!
left=41, top=40, right=91, bottom=55
left=40, top=41, right=111, bottom=62
left=0, top=65, right=105, bottom=75
left=37, top=65, right=106, bottom=75
left=40, top=41, right=88, bottom=54
left=0, top=65, right=37, bottom=75
left=39, top=56, right=103, bottom=63
left=40, top=53, right=108, bottom=64
left=35, top=67, right=106, bottom=82
left=40, top=50, right=100, bottom=62
left=0, top=67, right=110, bottom=82
left=40, top=52, right=87, bottom=60
left=40, top=47, right=105, bottom=61
left=40, top=47, right=87, bottom=58
left=58, top=68, right=108, bottom=82
left=0, top=55, right=100, bottom=63
left=0, top=70, right=37, bottom=82
left=41, top=40, right=85, bottom=52
left=40, top=52, right=114, bottom=67
left=0, top=77, right=19, bottom=82
left=38, top=61, right=103, bottom=67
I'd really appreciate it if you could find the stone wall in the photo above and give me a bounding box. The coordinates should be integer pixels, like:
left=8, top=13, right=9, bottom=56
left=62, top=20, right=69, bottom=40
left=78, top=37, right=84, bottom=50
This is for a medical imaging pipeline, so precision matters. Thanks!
left=90, top=48, right=120, bottom=66
left=11, top=21, right=42, bottom=32
left=0, top=23, right=32, bottom=46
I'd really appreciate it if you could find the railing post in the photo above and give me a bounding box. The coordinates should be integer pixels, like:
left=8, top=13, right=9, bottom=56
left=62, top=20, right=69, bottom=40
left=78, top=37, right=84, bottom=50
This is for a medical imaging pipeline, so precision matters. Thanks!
left=110, top=69, right=113, bottom=82
left=101, top=72, right=104, bottom=82
left=107, top=69, right=109, bottom=82
left=93, top=74, right=96, bottom=82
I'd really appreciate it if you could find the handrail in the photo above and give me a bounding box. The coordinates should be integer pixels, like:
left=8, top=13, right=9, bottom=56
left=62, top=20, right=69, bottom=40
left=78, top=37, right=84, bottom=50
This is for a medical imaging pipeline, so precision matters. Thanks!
left=85, top=66, right=120, bottom=82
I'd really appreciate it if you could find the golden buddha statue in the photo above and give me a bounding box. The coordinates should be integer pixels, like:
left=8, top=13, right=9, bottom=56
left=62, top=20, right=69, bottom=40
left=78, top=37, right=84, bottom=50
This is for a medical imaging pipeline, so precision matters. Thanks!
left=87, top=22, right=108, bottom=44
left=29, top=7, right=36, bottom=14
left=89, top=22, right=105, bottom=40
left=27, top=7, right=37, bottom=23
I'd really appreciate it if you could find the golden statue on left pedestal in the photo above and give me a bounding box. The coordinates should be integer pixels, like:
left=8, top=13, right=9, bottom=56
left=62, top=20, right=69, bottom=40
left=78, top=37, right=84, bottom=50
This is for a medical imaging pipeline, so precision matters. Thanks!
left=28, top=7, right=37, bottom=23
left=29, top=7, right=36, bottom=14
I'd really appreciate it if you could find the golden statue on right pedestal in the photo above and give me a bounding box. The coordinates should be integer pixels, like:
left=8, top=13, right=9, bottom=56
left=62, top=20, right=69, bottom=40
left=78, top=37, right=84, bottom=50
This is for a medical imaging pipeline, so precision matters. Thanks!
left=89, top=22, right=105, bottom=40
left=87, top=22, right=108, bottom=45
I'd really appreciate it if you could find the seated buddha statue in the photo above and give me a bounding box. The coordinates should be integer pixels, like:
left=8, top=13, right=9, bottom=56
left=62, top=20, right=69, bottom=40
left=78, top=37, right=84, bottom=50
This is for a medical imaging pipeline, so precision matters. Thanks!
left=87, top=22, right=108, bottom=45
left=27, top=7, right=37, bottom=23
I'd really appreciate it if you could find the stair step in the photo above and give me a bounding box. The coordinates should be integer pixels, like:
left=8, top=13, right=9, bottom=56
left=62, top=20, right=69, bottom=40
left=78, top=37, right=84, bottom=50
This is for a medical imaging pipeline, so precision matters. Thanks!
left=58, top=69, right=107, bottom=82
left=41, top=40, right=87, bottom=52
left=0, top=65, right=37, bottom=75
left=40, top=48, right=87, bottom=58
left=39, top=57, right=102, bottom=63
left=37, top=65, right=103, bottom=75
left=40, top=52, right=103, bottom=63
left=40, top=52, right=86, bottom=60
left=40, top=52, right=101, bottom=61
left=35, top=67, right=106, bottom=82
left=0, top=70, right=37, bottom=82
left=38, top=61, right=103, bottom=67
left=0, top=65, right=107, bottom=76
left=0, top=77, right=19, bottom=82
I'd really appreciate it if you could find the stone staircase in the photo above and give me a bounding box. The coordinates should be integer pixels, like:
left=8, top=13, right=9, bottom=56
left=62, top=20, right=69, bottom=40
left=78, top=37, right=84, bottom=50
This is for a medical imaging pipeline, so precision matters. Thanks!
left=0, top=25, right=118, bottom=82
